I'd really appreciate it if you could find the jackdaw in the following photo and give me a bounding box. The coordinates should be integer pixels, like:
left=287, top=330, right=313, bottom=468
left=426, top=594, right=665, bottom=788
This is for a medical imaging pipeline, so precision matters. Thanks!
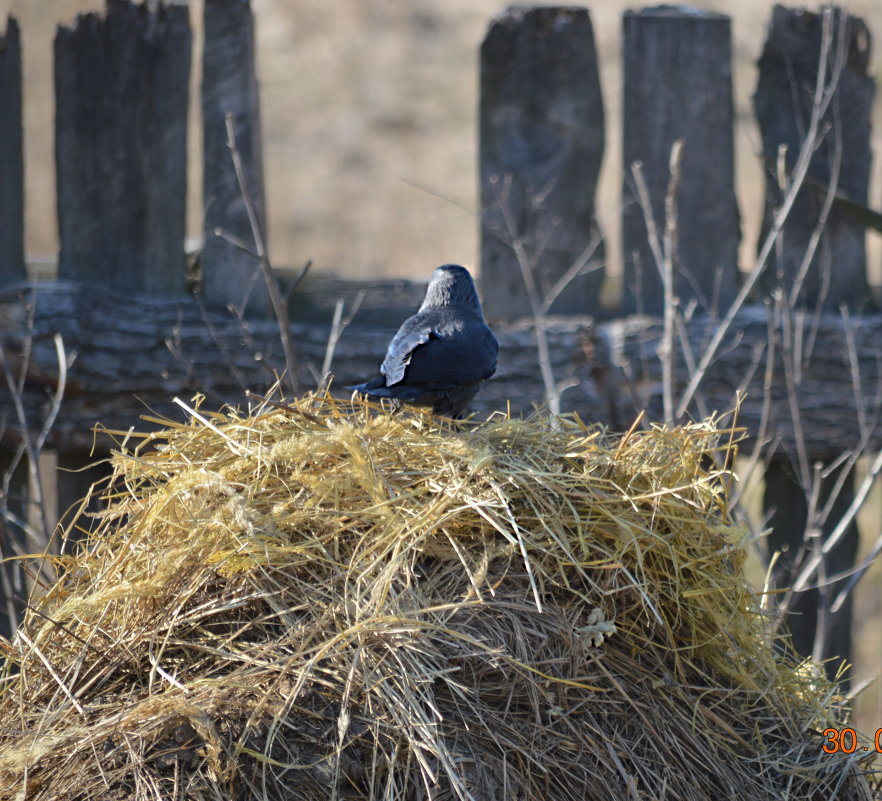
left=348, top=264, right=498, bottom=417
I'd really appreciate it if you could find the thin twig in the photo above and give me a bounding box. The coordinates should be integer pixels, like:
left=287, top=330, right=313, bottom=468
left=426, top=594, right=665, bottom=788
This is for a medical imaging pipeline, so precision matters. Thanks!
left=539, top=233, right=603, bottom=316
left=321, top=291, right=366, bottom=384
left=779, top=299, right=810, bottom=487
left=786, top=16, right=847, bottom=313
left=284, top=259, right=314, bottom=303
left=630, top=163, right=668, bottom=422
left=792, top=441, right=882, bottom=593
left=0, top=325, right=66, bottom=548
left=492, top=176, right=561, bottom=415
left=730, top=298, right=779, bottom=509
left=831, top=528, right=882, bottom=613
left=663, top=142, right=683, bottom=423
left=676, top=8, right=840, bottom=417
left=223, top=112, right=302, bottom=397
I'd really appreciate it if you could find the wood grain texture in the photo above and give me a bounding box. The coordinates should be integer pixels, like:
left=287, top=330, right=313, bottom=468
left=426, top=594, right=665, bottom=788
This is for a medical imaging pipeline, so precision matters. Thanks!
left=754, top=6, right=873, bottom=310
left=479, top=6, right=605, bottom=319
left=201, top=0, right=268, bottom=313
left=0, top=17, right=24, bottom=286
left=621, top=7, right=740, bottom=314
left=2, top=282, right=880, bottom=459
left=54, top=1, right=191, bottom=295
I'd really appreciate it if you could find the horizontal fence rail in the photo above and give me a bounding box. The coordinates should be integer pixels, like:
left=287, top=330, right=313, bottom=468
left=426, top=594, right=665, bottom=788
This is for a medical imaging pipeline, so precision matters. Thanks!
left=0, top=281, right=880, bottom=460
left=0, top=1, right=880, bottom=679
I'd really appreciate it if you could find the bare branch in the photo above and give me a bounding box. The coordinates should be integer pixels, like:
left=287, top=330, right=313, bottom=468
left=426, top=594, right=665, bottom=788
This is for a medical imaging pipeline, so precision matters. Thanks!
left=792, top=441, right=882, bottom=594
left=492, top=176, right=561, bottom=415
left=321, top=290, right=366, bottom=384
left=662, top=142, right=683, bottom=424
left=539, top=233, right=603, bottom=316
left=223, top=112, right=302, bottom=397
left=676, top=8, right=841, bottom=417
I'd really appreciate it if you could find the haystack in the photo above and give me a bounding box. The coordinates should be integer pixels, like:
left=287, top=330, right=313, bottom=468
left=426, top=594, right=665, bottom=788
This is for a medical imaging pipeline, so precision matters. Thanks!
left=0, top=393, right=876, bottom=800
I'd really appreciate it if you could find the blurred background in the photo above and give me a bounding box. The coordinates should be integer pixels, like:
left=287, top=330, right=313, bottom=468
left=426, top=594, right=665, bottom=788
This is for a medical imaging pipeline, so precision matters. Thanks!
left=2, top=0, right=882, bottom=285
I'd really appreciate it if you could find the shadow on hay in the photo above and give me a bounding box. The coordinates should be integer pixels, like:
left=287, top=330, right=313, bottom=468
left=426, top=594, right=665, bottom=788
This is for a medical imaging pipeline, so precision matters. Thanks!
left=0, top=394, right=876, bottom=801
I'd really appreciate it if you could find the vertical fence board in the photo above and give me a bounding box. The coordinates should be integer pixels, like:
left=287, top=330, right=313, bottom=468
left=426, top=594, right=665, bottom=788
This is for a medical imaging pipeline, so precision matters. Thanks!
left=1, top=16, right=27, bottom=636
left=479, top=6, right=605, bottom=320
left=202, top=0, right=268, bottom=314
left=0, top=16, right=24, bottom=286
left=621, top=7, right=740, bottom=315
left=54, top=0, right=191, bottom=295
left=762, top=461, right=859, bottom=685
left=753, top=6, right=873, bottom=310
left=755, top=6, right=872, bottom=686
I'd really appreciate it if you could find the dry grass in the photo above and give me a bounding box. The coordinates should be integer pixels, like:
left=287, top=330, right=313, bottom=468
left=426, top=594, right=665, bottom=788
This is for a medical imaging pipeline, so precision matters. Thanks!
left=0, top=393, right=877, bottom=800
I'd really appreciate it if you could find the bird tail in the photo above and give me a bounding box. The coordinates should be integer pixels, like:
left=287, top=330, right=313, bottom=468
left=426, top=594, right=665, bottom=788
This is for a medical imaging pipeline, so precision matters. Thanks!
left=347, top=378, right=426, bottom=404
left=346, top=376, right=387, bottom=393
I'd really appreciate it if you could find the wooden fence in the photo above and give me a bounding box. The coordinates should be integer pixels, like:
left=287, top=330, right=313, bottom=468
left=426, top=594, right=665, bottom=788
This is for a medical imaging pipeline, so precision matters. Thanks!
left=1, top=2, right=880, bottom=679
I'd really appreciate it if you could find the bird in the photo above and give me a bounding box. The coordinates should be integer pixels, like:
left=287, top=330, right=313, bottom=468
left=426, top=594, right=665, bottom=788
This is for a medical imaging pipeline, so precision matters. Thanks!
left=348, top=264, right=498, bottom=418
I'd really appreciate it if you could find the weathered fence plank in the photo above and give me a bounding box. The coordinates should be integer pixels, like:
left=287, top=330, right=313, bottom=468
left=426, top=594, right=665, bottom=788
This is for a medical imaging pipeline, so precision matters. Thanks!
left=202, top=0, right=268, bottom=314
left=0, top=16, right=24, bottom=287
left=755, top=6, right=872, bottom=683
left=621, top=7, right=740, bottom=314
left=762, top=461, right=858, bottom=682
left=54, top=0, right=191, bottom=295
left=479, top=6, right=605, bottom=319
left=753, top=6, right=873, bottom=310
left=1, top=16, right=30, bottom=639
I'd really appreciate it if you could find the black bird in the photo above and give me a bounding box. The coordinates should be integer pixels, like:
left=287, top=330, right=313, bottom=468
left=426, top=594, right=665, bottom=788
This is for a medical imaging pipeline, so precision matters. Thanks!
left=349, top=264, right=498, bottom=417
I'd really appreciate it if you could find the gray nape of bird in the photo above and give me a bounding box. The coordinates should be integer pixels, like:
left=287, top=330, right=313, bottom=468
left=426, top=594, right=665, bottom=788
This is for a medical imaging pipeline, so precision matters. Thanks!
left=348, top=264, right=499, bottom=417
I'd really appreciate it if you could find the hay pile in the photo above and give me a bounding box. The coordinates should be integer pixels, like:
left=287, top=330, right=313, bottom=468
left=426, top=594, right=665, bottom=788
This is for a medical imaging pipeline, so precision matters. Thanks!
left=0, top=394, right=876, bottom=800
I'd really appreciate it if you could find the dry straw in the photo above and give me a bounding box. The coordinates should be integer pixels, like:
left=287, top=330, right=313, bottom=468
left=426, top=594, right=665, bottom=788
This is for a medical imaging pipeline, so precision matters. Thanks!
left=0, top=393, right=877, bottom=800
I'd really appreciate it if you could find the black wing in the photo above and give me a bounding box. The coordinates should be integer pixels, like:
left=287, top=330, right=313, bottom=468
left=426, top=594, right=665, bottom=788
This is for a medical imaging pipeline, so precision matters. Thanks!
left=381, top=311, right=497, bottom=388
left=380, top=323, right=433, bottom=386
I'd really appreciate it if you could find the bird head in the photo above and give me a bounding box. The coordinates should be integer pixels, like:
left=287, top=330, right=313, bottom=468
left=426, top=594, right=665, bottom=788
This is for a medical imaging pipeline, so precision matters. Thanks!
left=419, top=264, right=484, bottom=315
